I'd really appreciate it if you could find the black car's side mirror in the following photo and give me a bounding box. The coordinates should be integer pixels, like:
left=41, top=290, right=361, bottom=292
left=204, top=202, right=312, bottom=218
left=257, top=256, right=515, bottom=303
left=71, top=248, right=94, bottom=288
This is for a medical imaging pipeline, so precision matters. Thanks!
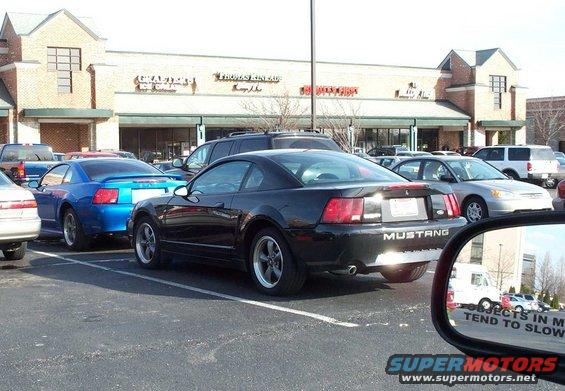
left=27, top=180, right=40, bottom=189
left=432, top=211, right=565, bottom=384
left=173, top=185, right=189, bottom=197
left=439, top=174, right=456, bottom=183
left=171, top=158, right=184, bottom=169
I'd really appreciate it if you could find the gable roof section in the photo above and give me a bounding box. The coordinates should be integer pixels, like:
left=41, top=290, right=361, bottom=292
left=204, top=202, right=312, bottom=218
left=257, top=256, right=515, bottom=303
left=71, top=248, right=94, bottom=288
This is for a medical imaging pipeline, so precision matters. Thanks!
left=438, top=48, right=518, bottom=70
left=1, top=9, right=103, bottom=40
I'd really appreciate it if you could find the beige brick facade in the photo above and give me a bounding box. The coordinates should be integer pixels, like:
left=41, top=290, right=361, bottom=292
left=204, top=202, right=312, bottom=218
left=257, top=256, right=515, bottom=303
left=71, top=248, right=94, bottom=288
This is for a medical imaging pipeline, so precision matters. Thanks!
left=0, top=9, right=527, bottom=156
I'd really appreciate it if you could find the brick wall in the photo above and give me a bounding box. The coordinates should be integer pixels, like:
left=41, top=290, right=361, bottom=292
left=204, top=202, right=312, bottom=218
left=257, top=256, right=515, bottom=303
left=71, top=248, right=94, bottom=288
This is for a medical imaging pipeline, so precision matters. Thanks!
left=39, top=123, right=90, bottom=153
left=449, top=53, right=474, bottom=86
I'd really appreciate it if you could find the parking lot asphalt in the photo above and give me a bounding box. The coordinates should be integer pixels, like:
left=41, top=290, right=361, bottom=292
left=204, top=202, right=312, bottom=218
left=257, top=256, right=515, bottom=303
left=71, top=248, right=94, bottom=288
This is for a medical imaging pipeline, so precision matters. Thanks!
left=0, top=238, right=561, bottom=390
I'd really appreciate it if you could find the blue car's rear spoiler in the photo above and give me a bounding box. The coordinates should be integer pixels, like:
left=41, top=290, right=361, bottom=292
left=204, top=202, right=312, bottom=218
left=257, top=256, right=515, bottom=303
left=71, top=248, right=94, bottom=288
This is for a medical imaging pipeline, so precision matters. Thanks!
left=101, top=174, right=183, bottom=182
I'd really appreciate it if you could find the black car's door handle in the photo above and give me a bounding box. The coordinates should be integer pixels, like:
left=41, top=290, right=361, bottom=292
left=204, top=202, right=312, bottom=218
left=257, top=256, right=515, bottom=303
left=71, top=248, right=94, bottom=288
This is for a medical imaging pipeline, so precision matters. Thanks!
left=212, top=202, right=224, bottom=208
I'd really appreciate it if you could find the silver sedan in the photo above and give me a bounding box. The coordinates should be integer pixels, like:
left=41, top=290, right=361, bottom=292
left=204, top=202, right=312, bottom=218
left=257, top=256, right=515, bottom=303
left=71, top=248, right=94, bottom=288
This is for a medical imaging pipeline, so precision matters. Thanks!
left=390, top=156, right=554, bottom=222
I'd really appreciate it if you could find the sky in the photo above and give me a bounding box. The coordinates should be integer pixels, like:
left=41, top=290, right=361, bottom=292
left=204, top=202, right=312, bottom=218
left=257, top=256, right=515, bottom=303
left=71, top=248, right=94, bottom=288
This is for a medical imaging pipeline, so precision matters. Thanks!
left=2, top=0, right=565, bottom=97
left=524, top=225, right=565, bottom=269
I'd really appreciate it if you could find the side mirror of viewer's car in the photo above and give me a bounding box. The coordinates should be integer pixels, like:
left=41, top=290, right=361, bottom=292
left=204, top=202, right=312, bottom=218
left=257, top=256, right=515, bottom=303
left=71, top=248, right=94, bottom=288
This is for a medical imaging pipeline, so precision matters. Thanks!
left=431, top=211, right=565, bottom=384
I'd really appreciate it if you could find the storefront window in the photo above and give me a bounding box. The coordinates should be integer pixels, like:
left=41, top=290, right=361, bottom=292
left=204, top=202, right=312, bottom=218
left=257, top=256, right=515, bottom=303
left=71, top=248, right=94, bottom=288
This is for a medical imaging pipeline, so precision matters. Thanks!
left=119, top=127, right=195, bottom=162
left=359, top=128, right=411, bottom=151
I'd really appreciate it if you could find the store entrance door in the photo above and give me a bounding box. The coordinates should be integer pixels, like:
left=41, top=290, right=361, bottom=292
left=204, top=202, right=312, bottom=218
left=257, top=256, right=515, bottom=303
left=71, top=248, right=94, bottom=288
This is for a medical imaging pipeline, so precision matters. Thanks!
left=417, top=129, right=438, bottom=152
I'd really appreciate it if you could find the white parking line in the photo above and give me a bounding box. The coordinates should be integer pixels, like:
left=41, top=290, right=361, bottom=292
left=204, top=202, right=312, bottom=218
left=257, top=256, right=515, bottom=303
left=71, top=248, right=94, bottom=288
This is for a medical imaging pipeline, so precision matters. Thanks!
left=30, top=250, right=359, bottom=328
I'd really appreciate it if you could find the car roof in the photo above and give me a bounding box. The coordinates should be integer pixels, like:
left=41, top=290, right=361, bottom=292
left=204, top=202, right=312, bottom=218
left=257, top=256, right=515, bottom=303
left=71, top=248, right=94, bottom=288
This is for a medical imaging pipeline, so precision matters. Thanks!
left=481, top=145, right=552, bottom=149
left=235, top=148, right=343, bottom=158
left=396, top=155, right=476, bottom=162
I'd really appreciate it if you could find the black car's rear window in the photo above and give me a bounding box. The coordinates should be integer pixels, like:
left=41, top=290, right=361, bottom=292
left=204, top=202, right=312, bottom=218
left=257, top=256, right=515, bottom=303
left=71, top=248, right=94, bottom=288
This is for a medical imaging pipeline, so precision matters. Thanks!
left=80, top=160, right=162, bottom=181
left=273, top=137, right=341, bottom=151
left=1, top=145, right=54, bottom=162
left=270, top=152, right=404, bottom=186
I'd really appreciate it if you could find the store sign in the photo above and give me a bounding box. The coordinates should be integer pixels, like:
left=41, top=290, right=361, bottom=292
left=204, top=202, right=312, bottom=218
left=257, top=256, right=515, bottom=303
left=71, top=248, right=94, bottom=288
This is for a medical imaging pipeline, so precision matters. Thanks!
left=233, top=82, right=263, bottom=92
left=215, top=72, right=281, bottom=83
left=396, top=82, right=431, bottom=99
left=135, top=75, right=195, bottom=92
left=300, top=85, right=359, bottom=97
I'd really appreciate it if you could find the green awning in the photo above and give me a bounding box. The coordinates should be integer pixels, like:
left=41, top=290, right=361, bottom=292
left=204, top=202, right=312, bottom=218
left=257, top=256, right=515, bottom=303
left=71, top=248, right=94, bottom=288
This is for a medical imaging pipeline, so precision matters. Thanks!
left=477, top=120, right=526, bottom=128
left=416, top=118, right=468, bottom=127
left=24, top=108, right=113, bottom=118
left=119, top=115, right=201, bottom=126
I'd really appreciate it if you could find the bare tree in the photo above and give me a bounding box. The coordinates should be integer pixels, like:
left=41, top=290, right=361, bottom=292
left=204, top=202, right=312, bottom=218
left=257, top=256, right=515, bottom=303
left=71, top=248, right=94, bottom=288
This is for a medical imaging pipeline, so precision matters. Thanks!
left=528, top=97, right=565, bottom=147
left=318, top=100, right=362, bottom=152
left=555, top=255, right=565, bottom=300
left=240, top=92, right=307, bottom=131
left=486, top=246, right=519, bottom=292
left=536, top=252, right=557, bottom=296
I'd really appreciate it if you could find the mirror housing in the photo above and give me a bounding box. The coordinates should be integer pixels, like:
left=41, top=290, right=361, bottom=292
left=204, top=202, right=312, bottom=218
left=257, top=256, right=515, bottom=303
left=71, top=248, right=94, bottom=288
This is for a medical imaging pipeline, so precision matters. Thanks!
left=439, top=174, right=456, bottom=183
left=171, top=158, right=184, bottom=169
left=27, top=180, right=39, bottom=189
left=431, top=211, right=565, bottom=384
left=173, top=185, right=189, bottom=197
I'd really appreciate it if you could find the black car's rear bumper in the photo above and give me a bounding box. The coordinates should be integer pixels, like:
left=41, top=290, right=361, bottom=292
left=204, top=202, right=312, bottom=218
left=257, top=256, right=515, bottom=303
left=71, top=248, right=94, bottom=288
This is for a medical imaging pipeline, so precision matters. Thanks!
left=285, top=217, right=467, bottom=273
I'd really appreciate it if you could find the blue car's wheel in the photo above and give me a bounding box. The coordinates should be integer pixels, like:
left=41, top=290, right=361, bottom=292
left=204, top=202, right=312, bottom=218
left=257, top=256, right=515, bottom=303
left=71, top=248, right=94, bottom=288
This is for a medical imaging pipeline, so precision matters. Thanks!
left=63, top=208, right=90, bottom=251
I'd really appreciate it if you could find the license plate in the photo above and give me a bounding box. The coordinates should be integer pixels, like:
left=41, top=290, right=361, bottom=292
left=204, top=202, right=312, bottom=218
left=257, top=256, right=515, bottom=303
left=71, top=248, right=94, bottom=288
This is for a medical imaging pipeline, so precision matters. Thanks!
left=389, top=198, right=419, bottom=217
left=541, top=173, right=548, bottom=179
left=131, top=189, right=165, bottom=204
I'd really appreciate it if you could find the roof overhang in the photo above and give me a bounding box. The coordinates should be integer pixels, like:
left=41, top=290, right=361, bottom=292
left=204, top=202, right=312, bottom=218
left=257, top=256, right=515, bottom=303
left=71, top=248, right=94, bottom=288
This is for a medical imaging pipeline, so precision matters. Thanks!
left=477, top=120, right=526, bottom=129
left=23, top=108, right=113, bottom=118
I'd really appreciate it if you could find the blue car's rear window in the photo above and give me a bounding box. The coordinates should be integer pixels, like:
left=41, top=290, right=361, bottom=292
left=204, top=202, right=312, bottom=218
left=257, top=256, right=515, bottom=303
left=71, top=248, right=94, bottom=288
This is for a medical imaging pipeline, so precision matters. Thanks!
left=80, top=160, right=162, bottom=181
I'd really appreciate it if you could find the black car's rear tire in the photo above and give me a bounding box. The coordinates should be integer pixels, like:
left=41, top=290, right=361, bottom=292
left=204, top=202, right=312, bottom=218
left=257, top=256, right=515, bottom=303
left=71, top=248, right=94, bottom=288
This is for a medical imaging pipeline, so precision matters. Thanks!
left=63, top=208, right=90, bottom=251
left=3, top=242, right=27, bottom=261
left=249, top=228, right=306, bottom=295
left=381, top=262, right=428, bottom=283
left=133, top=216, right=171, bottom=269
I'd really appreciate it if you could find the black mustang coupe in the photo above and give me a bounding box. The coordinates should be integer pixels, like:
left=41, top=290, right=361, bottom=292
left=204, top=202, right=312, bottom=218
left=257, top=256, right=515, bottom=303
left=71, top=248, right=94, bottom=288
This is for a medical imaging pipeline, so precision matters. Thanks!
left=128, top=149, right=466, bottom=295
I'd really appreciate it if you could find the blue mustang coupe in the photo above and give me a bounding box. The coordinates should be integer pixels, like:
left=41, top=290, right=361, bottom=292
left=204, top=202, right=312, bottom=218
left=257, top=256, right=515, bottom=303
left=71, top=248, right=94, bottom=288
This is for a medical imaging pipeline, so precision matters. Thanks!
left=28, top=158, right=185, bottom=250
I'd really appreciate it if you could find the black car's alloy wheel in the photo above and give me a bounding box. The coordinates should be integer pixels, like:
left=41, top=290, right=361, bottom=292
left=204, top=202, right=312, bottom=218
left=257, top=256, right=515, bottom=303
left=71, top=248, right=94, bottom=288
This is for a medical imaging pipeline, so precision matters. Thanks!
left=250, top=228, right=306, bottom=295
left=134, top=216, right=171, bottom=269
left=63, top=208, right=90, bottom=251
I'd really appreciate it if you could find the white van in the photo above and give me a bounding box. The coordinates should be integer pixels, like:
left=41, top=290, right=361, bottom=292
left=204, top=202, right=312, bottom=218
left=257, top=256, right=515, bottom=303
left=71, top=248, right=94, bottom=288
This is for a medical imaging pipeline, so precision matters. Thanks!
left=473, top=145, right=559, bottom=186
left=449, top=263, right=502, bottom=310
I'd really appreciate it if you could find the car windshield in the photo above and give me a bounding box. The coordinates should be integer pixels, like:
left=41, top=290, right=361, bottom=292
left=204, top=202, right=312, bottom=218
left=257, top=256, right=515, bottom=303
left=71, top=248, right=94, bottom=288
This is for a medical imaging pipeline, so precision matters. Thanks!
left=0, top=170, right=13, bottom=185
left=273, top=137, right=341, bottom=151
left=446, top=159, right=507, bottom=181
left=80, top=160, right=162, bottom=181
left=530, top=148, right=555, bottom=160
left=270, top=152, right=404, bottom=186
left=556, top=156, right=565, bottom=165
left=1, top=145, right=54, bottom=162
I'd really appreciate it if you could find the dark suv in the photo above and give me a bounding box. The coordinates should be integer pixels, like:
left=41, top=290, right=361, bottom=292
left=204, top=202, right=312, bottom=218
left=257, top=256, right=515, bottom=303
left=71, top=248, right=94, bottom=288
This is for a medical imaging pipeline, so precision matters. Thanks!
left=367, top=145, right=408, bottom=157
left=168, top=131, right=341, bottom=180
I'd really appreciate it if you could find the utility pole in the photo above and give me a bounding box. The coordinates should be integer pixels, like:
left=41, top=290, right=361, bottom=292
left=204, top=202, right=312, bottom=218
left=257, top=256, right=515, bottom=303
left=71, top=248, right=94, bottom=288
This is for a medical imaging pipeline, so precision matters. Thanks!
left=310, top=0, right=317, bottom=130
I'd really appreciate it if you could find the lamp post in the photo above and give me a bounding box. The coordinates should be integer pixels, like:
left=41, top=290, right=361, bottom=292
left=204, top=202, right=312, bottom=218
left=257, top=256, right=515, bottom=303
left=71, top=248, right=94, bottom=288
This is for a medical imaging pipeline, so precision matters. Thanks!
left=310, top=0, right=317, bottom=130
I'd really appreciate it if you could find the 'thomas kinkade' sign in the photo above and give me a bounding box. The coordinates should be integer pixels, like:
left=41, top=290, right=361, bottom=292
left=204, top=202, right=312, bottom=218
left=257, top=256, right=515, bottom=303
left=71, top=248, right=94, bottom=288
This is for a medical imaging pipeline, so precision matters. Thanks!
left=396, top=82, right=431, bottom=99
left=135, top=75, right=195, bottom=92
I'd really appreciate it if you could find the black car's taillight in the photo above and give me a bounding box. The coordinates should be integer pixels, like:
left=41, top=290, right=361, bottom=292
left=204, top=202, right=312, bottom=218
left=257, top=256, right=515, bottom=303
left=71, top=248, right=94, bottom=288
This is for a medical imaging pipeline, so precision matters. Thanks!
left=442, top=193, right=461, bottom=218
left=321, top=198, right=364, bottom=224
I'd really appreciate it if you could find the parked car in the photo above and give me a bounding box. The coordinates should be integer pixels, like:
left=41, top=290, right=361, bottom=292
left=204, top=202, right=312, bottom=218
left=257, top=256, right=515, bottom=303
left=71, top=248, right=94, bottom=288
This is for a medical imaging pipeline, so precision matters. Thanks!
left=555, top=151, right=565, bottom=159
left=128, top=149, right=466, bottom=295
left=396, top=151, right=432, bottom=157
left=65, top=151, right=118, bottom=160
left=168, top=131, right=342, bottom=181
left=54, top=153, right=65, bottom=162
left=353, top=152, right=378, bottom=163
left=0, top=170, right=41, bottom=260
left=552, top=154, right=565, bottom=185
left=473, top=145, right=558, bottom=187
left=512, top=293, right=539, bottom=312
left=449, top=262, right=501, bottom=310
left=0, top=144, right=58, bottom=185
left=391, top=156, right=554, bottom=222
left=506, top=295, right=535, bottom=313
left=99, top=150, right=137, bottom=159
left=372, top=156, right=410, bottom=169
left=367, top=145, right=408, bottom=157
left=456, top=146, right=481, bottom=156
left=553, top=179, right=565, bottom=210
left=153, top=161, right=174, bottom=172
left=431, top=151, right=460, bottom=156
left=28, top=159, right=185, bottom=251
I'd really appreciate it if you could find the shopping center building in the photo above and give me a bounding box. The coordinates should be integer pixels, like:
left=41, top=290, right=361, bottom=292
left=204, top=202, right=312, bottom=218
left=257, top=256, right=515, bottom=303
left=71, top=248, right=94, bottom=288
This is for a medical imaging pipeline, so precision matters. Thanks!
left=0, top=9, right=527, bottom=158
